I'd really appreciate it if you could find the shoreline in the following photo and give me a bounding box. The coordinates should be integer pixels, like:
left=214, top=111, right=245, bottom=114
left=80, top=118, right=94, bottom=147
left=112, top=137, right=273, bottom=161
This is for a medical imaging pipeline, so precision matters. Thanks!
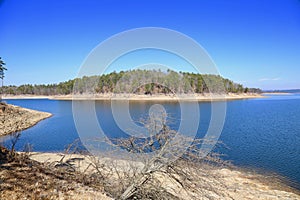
left=3, top=93, right=264, bottom=101
left=0, top=104, right=52, bottom=136
left=262, top=92, right=293, bottom=95
left=28, top=152, right=300, bottom=199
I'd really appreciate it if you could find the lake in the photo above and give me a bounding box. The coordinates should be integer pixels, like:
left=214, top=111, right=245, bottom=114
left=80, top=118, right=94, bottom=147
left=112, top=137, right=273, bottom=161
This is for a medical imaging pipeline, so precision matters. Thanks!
left=1, top=95, right=300, bottom=189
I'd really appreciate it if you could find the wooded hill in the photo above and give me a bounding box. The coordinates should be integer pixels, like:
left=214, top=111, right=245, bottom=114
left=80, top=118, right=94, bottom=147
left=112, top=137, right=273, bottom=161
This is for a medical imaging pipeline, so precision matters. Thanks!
left=2, top=70, right=261, bottom=95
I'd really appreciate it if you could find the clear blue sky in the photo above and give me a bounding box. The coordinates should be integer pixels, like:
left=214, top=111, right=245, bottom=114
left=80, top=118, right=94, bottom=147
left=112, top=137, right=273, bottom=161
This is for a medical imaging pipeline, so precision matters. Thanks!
left=0, top=0, right=300, bottom=90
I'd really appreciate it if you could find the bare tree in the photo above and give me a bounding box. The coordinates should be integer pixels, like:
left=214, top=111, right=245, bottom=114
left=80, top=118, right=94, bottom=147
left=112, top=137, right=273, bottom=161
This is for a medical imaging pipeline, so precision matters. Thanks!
left=77, top=112, right=228, bottom=199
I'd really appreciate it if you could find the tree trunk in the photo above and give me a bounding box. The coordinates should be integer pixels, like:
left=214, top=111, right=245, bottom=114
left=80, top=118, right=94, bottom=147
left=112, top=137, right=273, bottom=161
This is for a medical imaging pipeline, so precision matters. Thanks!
left=0, top=78, right=3, bottom=102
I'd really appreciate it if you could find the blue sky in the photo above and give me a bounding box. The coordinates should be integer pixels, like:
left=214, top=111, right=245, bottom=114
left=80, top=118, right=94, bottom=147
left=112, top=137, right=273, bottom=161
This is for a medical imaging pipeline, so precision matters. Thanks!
left=0, top=0, right=300, bottom=90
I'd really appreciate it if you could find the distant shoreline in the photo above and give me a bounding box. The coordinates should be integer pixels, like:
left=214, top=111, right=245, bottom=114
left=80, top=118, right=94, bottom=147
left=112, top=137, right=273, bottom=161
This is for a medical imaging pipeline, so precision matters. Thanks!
left=262, top=92, right=293, bottom=95
left=3, top=93, right=264, bottom=101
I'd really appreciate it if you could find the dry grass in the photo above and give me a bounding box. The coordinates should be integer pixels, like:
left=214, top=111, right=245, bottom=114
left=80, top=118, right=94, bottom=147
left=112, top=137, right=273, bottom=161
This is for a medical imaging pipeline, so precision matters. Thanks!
left=0, top=146, right=110, bottom=200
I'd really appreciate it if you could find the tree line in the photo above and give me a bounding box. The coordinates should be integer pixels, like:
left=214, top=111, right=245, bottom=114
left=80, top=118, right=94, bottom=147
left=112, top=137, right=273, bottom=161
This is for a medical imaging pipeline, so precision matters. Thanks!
left=2, top=69, right=262, bottom=95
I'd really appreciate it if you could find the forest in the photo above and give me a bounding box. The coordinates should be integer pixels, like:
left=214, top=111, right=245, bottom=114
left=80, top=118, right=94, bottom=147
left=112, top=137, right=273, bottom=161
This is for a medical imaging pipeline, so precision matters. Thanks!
left=1, top=70, right=262, bottom=95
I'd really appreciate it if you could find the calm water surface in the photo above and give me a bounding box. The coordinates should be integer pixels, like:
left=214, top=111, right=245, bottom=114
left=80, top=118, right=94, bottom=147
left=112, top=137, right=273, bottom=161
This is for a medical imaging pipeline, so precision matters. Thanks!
left=2, top=95, right=300, bottom=189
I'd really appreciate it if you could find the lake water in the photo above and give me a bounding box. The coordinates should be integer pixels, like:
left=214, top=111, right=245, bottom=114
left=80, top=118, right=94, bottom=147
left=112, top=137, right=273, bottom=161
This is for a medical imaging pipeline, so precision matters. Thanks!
left=1, top=95, right=300, bottom=189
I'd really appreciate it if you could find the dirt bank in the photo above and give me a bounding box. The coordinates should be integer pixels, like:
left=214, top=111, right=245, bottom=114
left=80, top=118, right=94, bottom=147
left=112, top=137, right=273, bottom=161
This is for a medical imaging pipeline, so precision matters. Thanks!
left=0, top=147, right=111, bottom=200
left=0, top=103, right=52, bottom=136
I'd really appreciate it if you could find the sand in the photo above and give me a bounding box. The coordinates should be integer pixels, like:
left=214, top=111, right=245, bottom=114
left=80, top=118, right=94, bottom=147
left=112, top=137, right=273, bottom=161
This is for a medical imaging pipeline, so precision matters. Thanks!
left=29, top=152, right=300, bottom=200
left=262, top=92, right=293, bottom=95
left=3, top=93, right=264, bottom=101
left=2, top=95, right=50, bottom=99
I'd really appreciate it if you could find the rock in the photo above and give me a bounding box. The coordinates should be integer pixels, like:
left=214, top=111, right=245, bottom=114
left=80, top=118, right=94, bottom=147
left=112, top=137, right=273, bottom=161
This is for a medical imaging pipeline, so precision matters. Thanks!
left=0, top=102, right=7, bottom=113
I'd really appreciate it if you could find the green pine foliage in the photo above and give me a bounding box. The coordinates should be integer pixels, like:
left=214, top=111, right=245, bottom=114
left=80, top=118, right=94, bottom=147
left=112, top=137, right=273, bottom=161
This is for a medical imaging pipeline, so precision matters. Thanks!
left=2, top=70, right=261, bottom=95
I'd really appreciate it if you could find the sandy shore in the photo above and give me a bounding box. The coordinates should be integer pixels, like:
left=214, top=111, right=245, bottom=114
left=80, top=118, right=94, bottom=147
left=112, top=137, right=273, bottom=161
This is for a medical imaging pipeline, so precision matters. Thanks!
left=3, top=93, right=264, bottom=101
left=28, top=152, right=300, bottom=200
left=0, top=103, right=52, bottom=136
left=262, top=92, right=293, bottom=95
left=2, top=95, right=50, bottom=99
